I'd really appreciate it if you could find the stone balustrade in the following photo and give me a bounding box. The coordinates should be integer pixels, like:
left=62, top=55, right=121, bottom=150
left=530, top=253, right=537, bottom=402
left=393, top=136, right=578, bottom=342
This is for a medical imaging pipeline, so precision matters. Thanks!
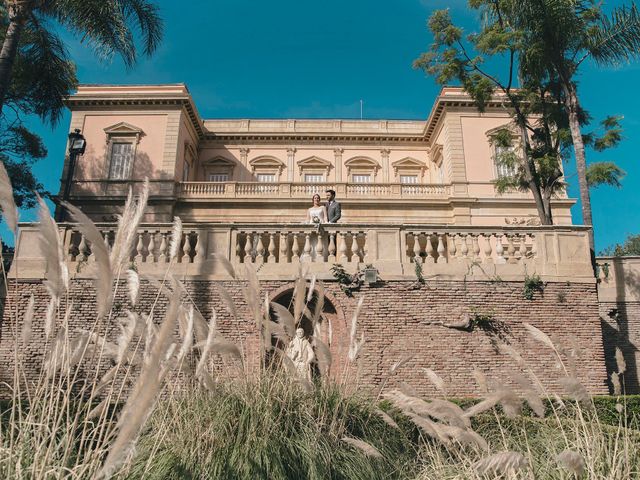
left=177, top=181, right=451, bottom=199
left=11, top=222, right=594, bottom=282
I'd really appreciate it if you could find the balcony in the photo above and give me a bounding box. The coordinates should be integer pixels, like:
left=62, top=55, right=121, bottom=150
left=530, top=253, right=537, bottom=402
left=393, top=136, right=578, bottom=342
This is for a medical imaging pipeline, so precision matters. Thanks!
left=12, top=223, right=594, bottom=282
left=176, top=181, right=452, bottom=200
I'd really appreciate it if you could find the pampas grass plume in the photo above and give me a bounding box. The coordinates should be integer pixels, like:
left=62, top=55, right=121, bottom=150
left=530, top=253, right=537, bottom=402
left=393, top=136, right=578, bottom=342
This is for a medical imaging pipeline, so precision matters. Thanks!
left=474, top=451, right=528, bottom=475
left=556, top=450, right=585, bottom=476
left=422, top=368, right=446, bottom=395
left=169, top=216, right=183, bottom=261
left=341, top=437, right=382, bottom=458
left=20, top=294, right=35, bottom=345
left=0, top=160, right=18, bottom=233
left=523, top=322, right=555, bottom=350
left=127, top=269, right=140, bottom=306
left=615, top=347, right=626, bottom=374
left=63, top=201, right=113, bottom=317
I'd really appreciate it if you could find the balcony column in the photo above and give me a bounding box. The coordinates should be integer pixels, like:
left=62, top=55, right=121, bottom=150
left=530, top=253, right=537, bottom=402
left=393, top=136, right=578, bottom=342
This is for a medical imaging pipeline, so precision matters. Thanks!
left=287, top=148, right=296, bottom=182
left=239, top=148, right=250, bottom=181
left=380, top=148, right=390, bottom=183
left=334, top=148, right=343, bottom=182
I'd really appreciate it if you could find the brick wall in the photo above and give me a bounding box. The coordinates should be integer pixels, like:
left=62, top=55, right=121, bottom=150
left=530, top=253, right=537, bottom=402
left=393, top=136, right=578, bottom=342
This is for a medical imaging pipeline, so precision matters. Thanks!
left=0, top=278, right=609, bottom=397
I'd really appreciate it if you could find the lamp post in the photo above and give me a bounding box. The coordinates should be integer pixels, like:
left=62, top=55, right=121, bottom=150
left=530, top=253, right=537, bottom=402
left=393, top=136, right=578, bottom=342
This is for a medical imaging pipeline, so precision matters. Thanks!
left=59, top=129, right=86, bottom=221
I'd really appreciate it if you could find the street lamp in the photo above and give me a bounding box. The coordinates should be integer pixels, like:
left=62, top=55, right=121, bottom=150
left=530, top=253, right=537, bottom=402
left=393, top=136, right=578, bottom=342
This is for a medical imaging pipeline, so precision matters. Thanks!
left=59, top=129, right=86, bottom=220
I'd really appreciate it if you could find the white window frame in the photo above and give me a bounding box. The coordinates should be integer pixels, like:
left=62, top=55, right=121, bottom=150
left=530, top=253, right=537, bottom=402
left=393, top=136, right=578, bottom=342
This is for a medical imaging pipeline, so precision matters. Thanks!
left=208, top=173, right=229, bottom=182
left=108, top=142, right=135, bottom=180
left=352, top=174, right=372, bottom=184
left=304, top=173, right=325, bottom=183
left=257, top=173, right=277, bottom=183
left=400, top=175, right=418, bottom=184
left=495, top=144, right=518, bottom=178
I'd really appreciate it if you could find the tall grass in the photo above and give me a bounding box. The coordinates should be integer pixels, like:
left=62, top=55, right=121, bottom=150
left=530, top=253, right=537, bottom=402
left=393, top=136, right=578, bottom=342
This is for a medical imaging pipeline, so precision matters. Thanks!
left=0, top=165, right=638, bottom=479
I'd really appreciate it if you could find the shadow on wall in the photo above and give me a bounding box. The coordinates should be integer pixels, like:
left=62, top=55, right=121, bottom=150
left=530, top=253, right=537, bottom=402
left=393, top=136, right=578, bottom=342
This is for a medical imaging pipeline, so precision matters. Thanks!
left=601, top=259, right=640, bottom=394
left=72, top=146, right=168, bottom=196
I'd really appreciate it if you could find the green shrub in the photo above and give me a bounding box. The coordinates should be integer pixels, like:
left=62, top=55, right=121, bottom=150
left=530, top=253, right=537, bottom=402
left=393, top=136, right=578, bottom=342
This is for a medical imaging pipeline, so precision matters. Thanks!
left=128, top=378, right=419, bottom=480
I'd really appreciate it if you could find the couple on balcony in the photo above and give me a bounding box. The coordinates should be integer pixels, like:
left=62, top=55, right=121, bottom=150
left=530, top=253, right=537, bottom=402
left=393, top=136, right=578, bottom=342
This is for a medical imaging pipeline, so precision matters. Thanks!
left=306, top=189, right=341, bottom=224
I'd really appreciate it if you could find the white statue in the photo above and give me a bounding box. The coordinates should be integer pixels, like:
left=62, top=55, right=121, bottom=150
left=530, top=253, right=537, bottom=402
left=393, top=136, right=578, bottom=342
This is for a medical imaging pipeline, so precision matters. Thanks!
left=286, top=328, right=315, bottom=381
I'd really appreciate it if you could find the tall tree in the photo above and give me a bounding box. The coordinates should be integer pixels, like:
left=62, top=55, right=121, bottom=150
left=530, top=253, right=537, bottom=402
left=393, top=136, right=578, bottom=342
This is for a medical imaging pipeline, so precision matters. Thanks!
left=0, top=5, right=77, bottom=207
left=508, top=0, right=640, bottom=253
left=415, top=2, right=630, bottom=232
left=0, top=0, right=163, bottom=116
left=414, top=8, right=566, bottom=225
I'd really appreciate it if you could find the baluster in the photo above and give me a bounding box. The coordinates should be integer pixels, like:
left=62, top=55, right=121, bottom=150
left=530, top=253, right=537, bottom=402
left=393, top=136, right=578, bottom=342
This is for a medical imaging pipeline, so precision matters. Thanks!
left=159, top=233, right=168, bottom=263
left=529, top=234, right=537, bottom=258
left=361, top=232, right=369, bottom=263
left=244, top=232, right=253, bottom=263
left=195, top=231, right=205, bottom=262
left=339, top=232, right=349, bottom=263
left=472, top=234, right=481, bottom=261
left=425, top=234, right=435, bottom=264
left=483, top=234, right=493, bottom=263
left=495, top=234, right=506, bottom=264
left=302, top=233, right=312, bottom=262
left=507, top=234, right=517, bottom=264
left=515, top=233, right=526, bottom=262
left=436, top=234, right=446, bottom=264
left=182, top=233, right=192, bottom=263
left=147, top=231, right=156, bottom=263
left=448, top=234, right=457, bottom=260
left=267, top=233, right=276, bottom=263
left=256, top=233, right=266, bottom=265
left=352, top=233, right=361, bottom=263
left=279, top=232, right=289, bottom=263
left=460, top=234, right=469, bottom=258
left=134, top=232, right=144, bottom=262
left=413, top=232, right=422, bottom=263
left=87, top=237, right=95, bottom=262
left=77, top=234, right=88, bottom=262
left=315, top=231, right=324, bottom=262
left=328, top=233, right=337, bottom=263
left=292, top=233, right=301, bottom=263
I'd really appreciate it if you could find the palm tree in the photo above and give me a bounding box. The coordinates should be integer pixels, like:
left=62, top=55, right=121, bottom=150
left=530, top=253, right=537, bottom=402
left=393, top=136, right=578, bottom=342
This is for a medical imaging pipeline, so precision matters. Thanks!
left=0, top=0, right=163, bottom=115
left=511, top=0, right=640, bottom=254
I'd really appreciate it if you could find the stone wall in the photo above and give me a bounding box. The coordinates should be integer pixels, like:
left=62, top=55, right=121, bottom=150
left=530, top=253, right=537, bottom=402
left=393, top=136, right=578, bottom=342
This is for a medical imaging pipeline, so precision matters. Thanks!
left=0, top=278, right=608, bottom=397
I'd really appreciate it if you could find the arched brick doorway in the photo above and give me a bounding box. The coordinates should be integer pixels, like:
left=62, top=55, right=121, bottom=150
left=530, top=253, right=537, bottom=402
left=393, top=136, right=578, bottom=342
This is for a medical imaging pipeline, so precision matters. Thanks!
left=270, top=286, right=348, bottom=380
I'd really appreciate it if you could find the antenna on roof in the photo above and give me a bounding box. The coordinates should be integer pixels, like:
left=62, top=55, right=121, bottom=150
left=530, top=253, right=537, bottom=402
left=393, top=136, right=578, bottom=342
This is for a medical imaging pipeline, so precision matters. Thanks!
left=360, top=99, right=363, bottom=120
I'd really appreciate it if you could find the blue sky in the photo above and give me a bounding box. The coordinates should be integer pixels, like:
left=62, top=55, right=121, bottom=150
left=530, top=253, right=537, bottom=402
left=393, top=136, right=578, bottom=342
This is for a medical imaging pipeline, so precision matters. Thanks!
left=14, top=0, right=639, bottom=252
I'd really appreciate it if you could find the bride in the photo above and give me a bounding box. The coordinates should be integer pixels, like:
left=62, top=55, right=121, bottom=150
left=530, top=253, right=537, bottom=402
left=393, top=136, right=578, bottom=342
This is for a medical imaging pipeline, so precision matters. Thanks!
left=306, top=193, right=328, bottom=224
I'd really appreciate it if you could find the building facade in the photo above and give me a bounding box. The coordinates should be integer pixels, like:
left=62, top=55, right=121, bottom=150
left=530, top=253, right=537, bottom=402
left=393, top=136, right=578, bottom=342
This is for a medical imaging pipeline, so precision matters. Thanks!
left=3, top=84, right=614, bottom=397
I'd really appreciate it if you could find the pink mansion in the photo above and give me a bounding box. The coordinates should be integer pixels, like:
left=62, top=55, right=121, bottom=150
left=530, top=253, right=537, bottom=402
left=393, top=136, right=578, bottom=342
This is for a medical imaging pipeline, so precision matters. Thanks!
left=6, top=83, right=637, bottom=396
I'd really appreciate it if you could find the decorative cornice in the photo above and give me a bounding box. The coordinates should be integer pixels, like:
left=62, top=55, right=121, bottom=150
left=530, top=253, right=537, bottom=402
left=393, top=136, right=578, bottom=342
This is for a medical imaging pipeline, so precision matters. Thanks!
left=65, top=94, right=205, bottom=139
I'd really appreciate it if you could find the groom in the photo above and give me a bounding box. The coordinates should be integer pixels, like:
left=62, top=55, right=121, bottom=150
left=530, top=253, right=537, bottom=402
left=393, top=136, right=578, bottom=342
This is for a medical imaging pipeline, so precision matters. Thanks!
left=325, top=189, right=341, bottom=223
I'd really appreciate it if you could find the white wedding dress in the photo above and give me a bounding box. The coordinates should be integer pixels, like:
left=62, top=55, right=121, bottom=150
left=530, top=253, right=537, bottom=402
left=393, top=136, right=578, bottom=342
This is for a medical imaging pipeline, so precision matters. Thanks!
left=307, top=206, right=327, bottom=224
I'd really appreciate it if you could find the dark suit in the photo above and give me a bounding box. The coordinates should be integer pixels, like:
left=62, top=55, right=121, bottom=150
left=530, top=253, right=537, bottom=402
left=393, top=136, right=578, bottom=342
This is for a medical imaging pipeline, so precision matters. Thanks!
left=327, top=200, right=341, bottom=223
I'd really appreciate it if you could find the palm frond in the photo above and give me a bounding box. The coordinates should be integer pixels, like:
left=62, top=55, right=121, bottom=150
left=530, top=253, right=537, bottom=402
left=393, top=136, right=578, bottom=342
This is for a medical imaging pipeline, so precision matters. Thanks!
left=586, top=3, right=640, bottom=66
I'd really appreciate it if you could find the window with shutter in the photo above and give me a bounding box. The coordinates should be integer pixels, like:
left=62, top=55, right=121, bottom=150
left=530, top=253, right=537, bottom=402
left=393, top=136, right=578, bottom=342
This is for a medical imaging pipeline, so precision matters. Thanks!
left=108, top=143, right=134, bottom=179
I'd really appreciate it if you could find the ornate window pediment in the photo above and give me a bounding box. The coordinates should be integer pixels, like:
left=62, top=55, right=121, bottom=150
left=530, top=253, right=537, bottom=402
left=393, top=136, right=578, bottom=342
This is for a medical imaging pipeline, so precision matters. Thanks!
left=249, top=155, right=285, bottom=180
left=344, top=156, right=380, bottom=182
left=203, top=156, right=236, bottom=181
left=104, top=122, right=144, bottom=144
left=392, top=157, right=427, bottom=180
left=297, top=155, right=332, bottom=177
